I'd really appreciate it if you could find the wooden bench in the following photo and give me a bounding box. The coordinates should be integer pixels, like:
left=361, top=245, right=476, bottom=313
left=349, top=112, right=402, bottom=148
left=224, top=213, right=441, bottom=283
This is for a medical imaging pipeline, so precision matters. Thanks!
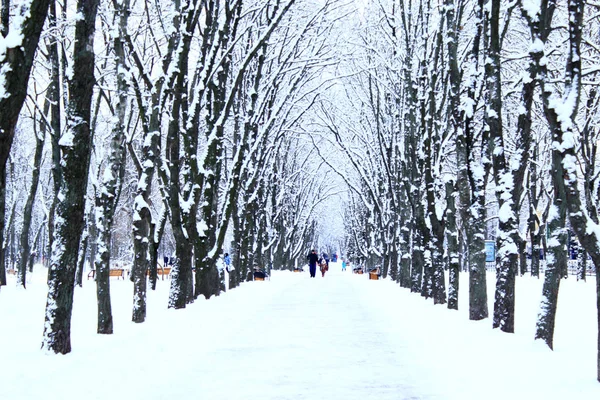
left=7, top=269, right=16, bottom=275
left=87, top=268, right=125, bottom=280
left=158, top=267, right=171, bottom=279
left=253, top=269, right=268, bottom=281
left=147, top=265, right=172, bottom=279
left=368, top=268, right=381, bottom=280
left=110, top=269, right=125, bottom=279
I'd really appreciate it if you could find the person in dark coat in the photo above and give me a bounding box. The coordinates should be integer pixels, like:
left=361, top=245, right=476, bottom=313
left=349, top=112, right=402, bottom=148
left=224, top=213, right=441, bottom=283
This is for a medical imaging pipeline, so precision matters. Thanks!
left=307, top=249, right=319, bottom=278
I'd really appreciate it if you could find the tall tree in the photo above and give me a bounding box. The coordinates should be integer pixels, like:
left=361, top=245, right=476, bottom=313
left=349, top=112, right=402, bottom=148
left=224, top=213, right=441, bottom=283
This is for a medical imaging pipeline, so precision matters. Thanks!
left=92, top=0, right=131, bottom=334
left=486, top=0, right=517, bottom=333
left=463, top=0, right=489, bottom=321
left=536, top=0, right=600, bottom=381
left=42, top=0, right=100, bottom=354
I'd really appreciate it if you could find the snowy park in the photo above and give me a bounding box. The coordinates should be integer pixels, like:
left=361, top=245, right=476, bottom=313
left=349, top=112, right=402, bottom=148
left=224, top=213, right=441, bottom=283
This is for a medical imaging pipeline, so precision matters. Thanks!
left=2, top=0, right=600, bottom=397
left=1, top=263, right=599, bottom=400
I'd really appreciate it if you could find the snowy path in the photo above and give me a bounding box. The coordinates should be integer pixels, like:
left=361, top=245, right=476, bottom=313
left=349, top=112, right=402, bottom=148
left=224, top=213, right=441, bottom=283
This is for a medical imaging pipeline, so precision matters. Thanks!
left=2, top=263, right=600, bottom=400
left=190, top=269, right=422, bottom=400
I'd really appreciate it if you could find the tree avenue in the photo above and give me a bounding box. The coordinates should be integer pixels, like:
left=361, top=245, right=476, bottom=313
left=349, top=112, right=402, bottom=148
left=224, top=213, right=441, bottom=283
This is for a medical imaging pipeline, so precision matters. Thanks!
left=1, top=0, right=599, bottom=383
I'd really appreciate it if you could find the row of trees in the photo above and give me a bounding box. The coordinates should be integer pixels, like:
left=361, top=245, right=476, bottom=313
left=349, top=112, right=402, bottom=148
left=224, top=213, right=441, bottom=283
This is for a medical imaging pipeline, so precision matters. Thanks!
left=3, top=0, right=598, bottom=383
left=0, top=0, right=345, bottom=354
left=322, top=0, right=600, bottom=382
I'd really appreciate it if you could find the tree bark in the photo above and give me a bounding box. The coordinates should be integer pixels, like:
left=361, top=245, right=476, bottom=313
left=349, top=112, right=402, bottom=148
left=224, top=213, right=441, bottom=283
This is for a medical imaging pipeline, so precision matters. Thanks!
left=446, top=180, right=459, bottom=310
left=93, top=0, right=129, bottom=333
left=17, top=126, right=44, bottom=288
left=45, top=0, right=64, bottom=274
left=535, top=194, right=567, bottom=349
left=411, top=206, right=426, bottom=293
left=42, top=0, right=100, bottom=354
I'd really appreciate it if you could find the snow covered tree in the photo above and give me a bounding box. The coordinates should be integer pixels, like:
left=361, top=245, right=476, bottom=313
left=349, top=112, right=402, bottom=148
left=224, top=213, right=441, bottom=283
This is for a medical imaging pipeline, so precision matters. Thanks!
left=533, top=0, right=600, bottom=381
left=42, top=0, right=100, bottom=354
left=486, top=0, right=513, bottom=333
left=92, top=0, right=131, bottom=334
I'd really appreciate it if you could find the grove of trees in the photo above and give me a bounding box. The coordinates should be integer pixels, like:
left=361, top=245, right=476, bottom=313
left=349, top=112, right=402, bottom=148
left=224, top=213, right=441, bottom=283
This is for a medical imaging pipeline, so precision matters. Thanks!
left=314, top=0, right=600, bottom=382
left=1, top=0, right=599, bottom=384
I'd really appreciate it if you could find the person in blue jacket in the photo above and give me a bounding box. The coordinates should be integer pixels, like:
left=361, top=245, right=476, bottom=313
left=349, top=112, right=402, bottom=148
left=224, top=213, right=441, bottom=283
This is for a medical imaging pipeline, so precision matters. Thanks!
left=223, top=253, right=231, bottom=272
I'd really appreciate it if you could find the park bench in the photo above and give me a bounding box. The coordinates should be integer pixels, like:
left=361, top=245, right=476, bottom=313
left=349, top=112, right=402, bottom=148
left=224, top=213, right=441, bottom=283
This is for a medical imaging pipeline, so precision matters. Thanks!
left=368, top=267, right=381, bottom=280
left=158, top=266, right=171, bottom=279
left=87, top=268, right=125, bottom=280
left=147, top=264, right=172, bottom=279
left=293, top=267, right=303, bottom=273
left=253, top=268, right=269, bottom=281
left=7, top=269, right=16, bottom=275
left=353, top=266, right=363, bottom=274
left=110, top=269, right=125, bottom=279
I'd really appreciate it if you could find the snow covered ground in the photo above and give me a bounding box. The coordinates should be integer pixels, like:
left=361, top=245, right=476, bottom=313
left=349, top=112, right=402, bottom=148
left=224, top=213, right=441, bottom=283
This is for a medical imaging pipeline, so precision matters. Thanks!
left=1, top=262, right=599, bottom=399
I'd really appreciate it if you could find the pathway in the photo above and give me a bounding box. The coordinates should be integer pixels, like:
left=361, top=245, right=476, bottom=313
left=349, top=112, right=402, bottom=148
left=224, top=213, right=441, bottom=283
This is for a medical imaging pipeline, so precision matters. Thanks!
left=3, top=262, right=599, bottom=400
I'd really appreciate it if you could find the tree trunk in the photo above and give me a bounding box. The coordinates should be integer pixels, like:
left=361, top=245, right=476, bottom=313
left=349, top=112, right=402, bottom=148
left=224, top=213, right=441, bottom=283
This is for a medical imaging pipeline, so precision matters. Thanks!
left=483, top=0, right=518, bottom=334
left=597, top=267, right=600, bottom=382
left=411, top=207, right=425, bottom=293
left=17, top=130, right=44, bottom=288
left=169, top=243, right=193, bottom=309
left=388, top=236, right=398, bottom=282
left=529, top=147, right=541, bottom=278
left=42, top=0, right=100, bottom=354
left=75, top=229, right=88, bottom=288
left=229, top=207, right=242, bottom=290
left=93, top=0, right=129, bottom=334
left=535, top=195, right=567, bottom=349
left=446, top=180, right=459, bottom=310
left=46, top=0, right=63, bottom=269
left=398, top=210, right=412, bottom=289
left=461, top=0, right=488, bottom=321
left=577, top=248, right=587, bottom=282
left=131, top=205, right=151, bottom=322
left=444, top=0, right=462, bottom=311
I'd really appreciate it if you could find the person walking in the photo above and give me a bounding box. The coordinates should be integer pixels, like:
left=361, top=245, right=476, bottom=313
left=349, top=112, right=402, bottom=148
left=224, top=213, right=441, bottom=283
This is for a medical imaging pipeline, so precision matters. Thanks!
left=320, top=259, right=328, bottom=277
left=341, top=258, right=347, bottom=271
left=307, top=249, right=319, bottom=278
left=223, top=253, right=231, bottom=273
